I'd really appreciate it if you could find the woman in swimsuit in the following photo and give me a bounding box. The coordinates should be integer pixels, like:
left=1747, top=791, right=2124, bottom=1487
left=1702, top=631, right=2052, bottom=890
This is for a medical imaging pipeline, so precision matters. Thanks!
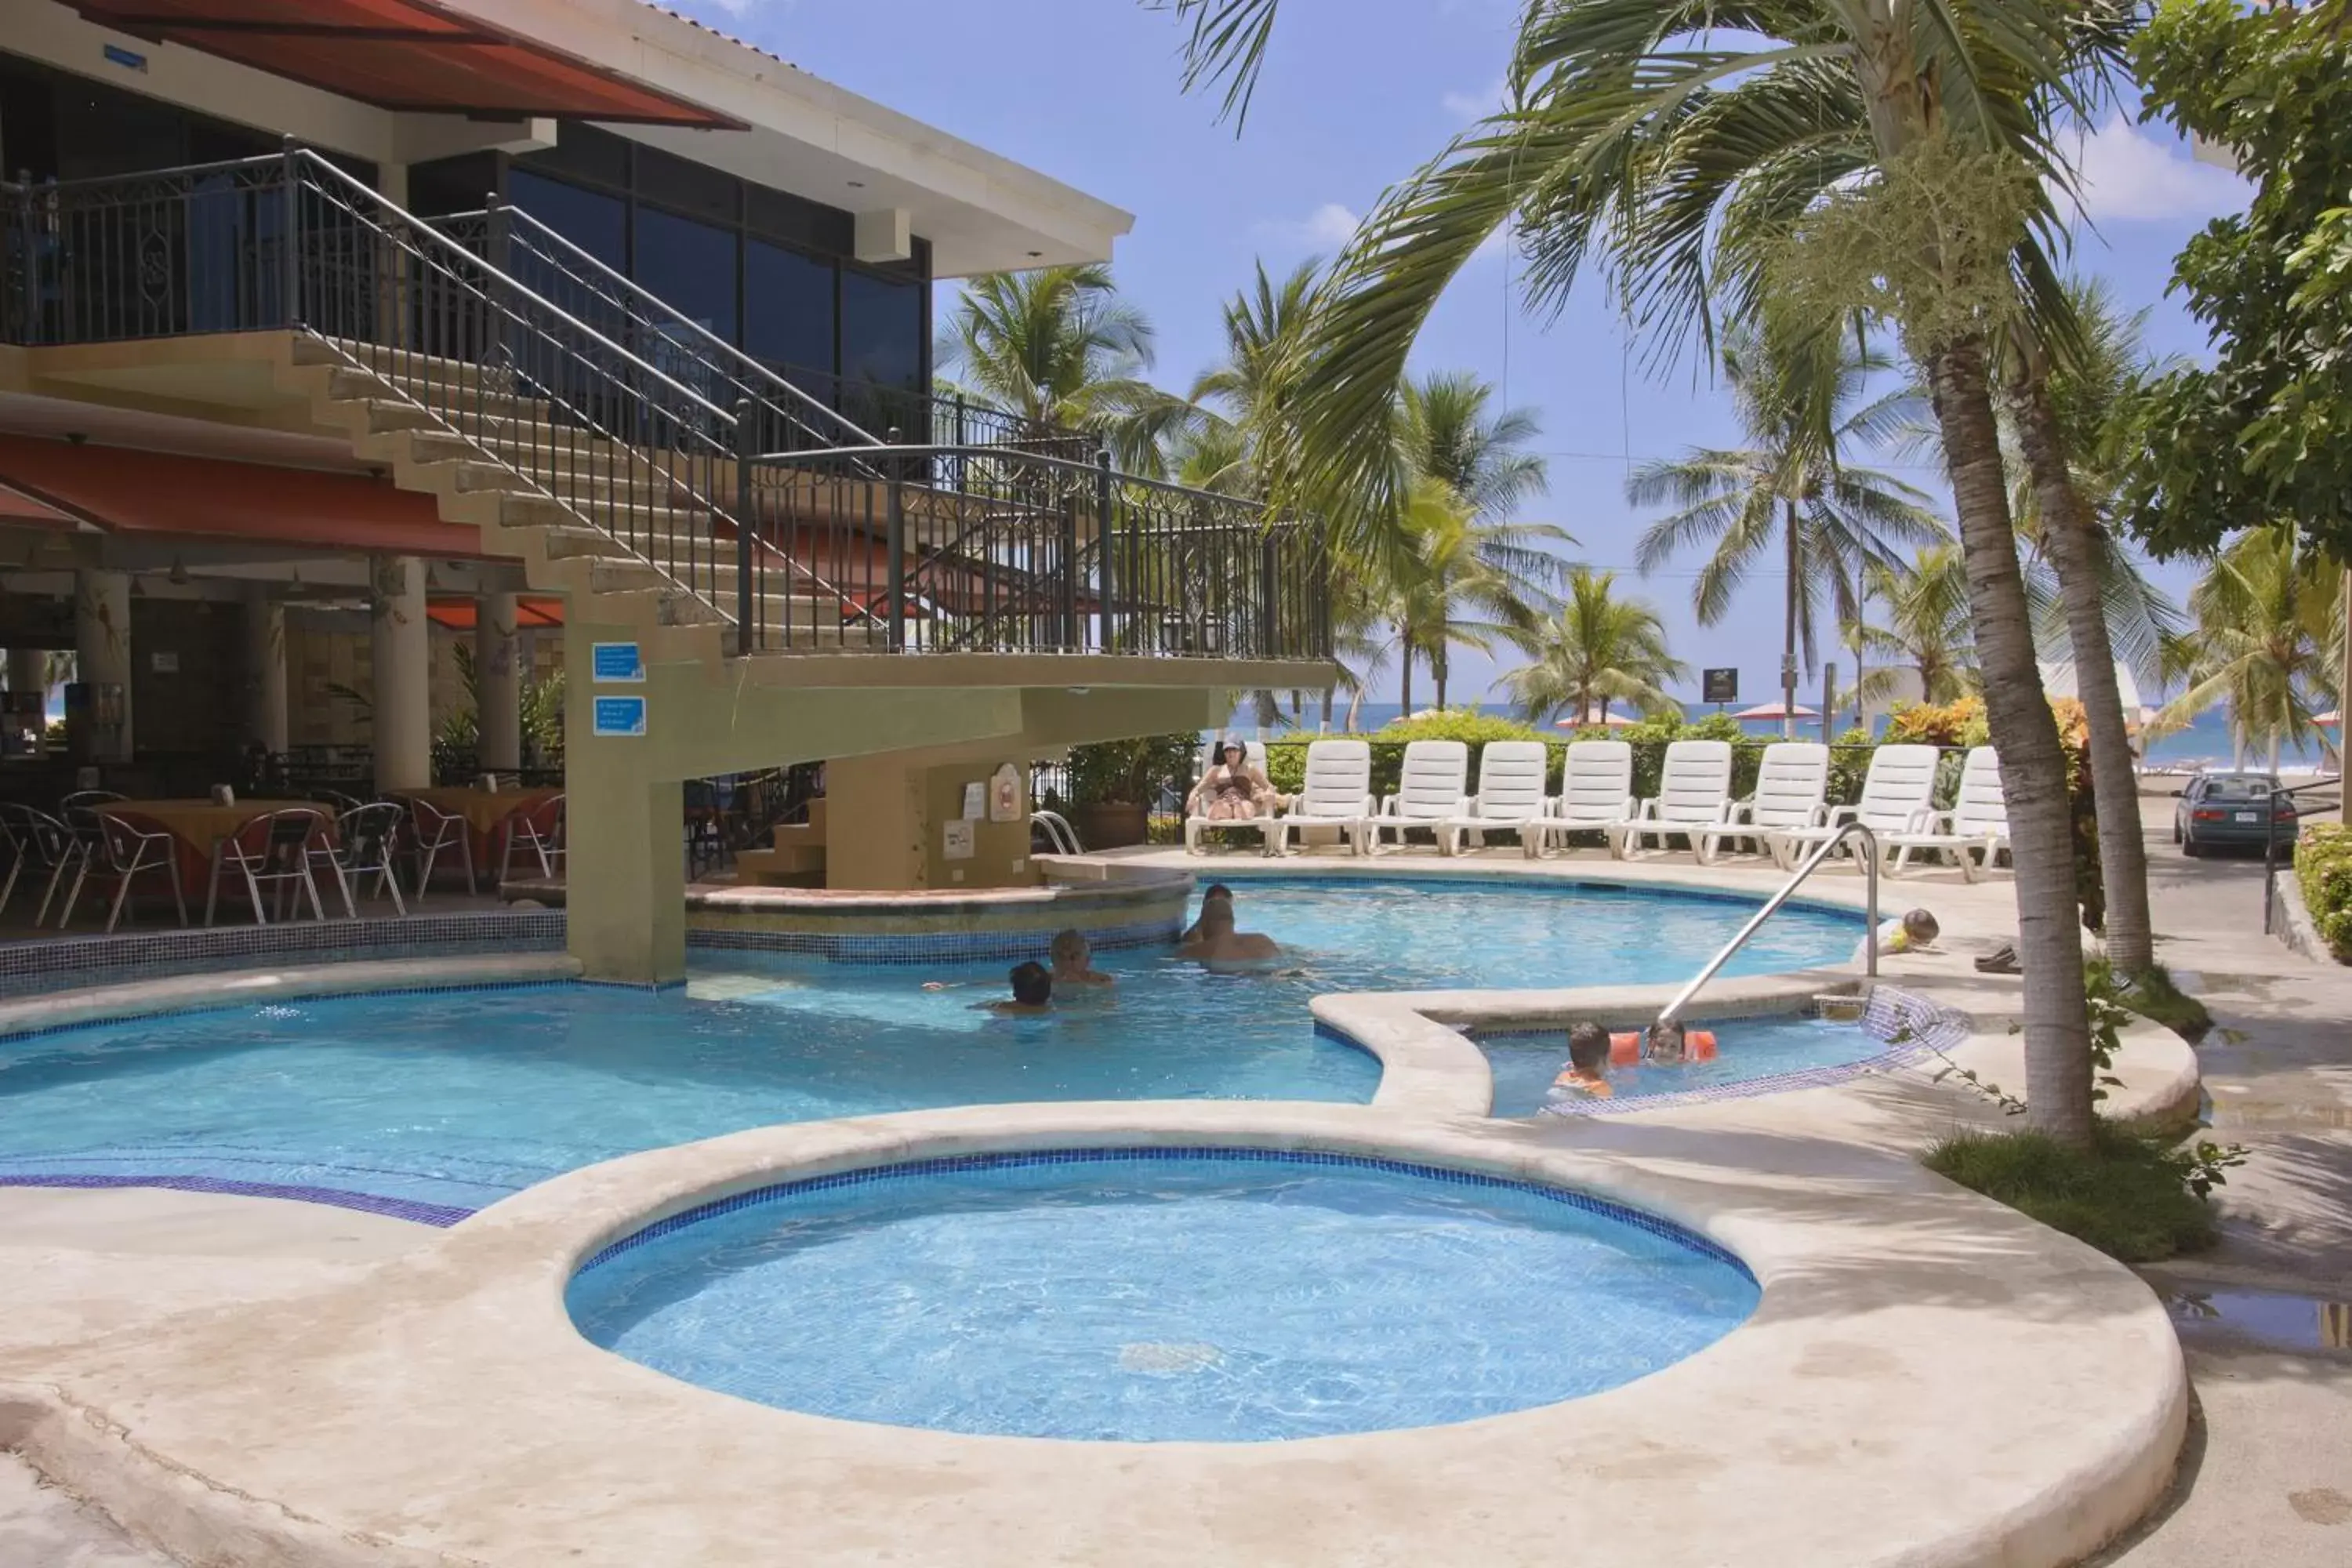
left=1187, top=740, right=1276, bottom=822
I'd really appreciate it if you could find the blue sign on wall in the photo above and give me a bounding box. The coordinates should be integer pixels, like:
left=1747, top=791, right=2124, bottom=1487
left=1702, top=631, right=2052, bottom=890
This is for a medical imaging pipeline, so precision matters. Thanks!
left=591, top=696, right=647, bottom=738
left=590, top=641, right=644, bottom=683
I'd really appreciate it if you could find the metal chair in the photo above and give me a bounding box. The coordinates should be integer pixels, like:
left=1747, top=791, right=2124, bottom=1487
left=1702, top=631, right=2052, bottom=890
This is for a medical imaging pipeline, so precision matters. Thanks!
left=209, top=808, right=332, bottom=926
left=311, top=789, right=367, bottom=816
left=314, top=800, right=408, bottom=919
left=407, top=797, right=476, bottom=900
left=60, top=808, right=187, bottom=933
left=501, top=793, right=566, bottom=884
left=0, top=803, right=86, bottom=926
left=59, top=789, right=126, bottom=814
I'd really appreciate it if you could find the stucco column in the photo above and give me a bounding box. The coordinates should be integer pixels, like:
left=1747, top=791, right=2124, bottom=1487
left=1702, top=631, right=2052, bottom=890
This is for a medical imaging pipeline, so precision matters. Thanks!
left=5, top=649, right=45, bottom=699
left=73, top=569, right=132, bottom=760
left=244, top=583, right=288, bottom=754
left=564, top=767, right=687, bottom=985
left=476, top=592, right=523, bottom=772
left=370, top=555, right=432, bottom=793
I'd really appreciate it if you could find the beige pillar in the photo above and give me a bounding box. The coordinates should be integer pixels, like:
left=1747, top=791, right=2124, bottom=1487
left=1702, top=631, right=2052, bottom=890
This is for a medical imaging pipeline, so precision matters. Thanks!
left=822, top=753, right=927, bottom=890
left=476, top=591, right=523, bottom=772
left=5, top=649, right=45, bottom=697
left=370, top=555, right=432, bottom=792
left=244, top=583, right=289, bottom=754
left=565, top=767, right=687, bottom=984
left=73, top=568, right=132, bottom=760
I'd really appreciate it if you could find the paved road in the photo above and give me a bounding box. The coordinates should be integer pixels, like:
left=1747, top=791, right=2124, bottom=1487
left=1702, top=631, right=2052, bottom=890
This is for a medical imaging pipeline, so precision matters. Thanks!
left=2099, top=813, right=2352, bottom=1566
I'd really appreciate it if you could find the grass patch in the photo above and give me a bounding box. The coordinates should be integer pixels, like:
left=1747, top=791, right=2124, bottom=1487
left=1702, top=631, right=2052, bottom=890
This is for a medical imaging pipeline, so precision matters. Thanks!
left=2088, top=956, right=2213, bottom=1043
left=1923, top=1123, right=2226, bottom=1263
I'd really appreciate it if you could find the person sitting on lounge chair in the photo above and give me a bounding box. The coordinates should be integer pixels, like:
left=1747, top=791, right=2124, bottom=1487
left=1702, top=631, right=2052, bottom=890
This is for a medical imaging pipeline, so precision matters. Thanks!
left=1187, top=741, right=1276, bottom=822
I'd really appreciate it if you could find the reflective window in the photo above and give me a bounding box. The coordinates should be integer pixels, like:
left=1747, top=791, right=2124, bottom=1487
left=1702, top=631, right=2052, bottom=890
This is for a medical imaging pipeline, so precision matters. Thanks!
left=633, top=205, right=739, bottom=345
left=508, top=170, right=625, bottom=270
left=840, top=269, right=923, bottom=391
left=744, top=239, right=835, bottom=376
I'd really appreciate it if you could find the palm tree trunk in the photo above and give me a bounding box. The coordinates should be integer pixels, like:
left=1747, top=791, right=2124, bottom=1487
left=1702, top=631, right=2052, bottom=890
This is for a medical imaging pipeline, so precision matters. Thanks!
left=1398, top=635, right=1414, bottom=718
left=1783, top=502, right=1801, bottom=741
left=2006, top=354, right=2155, bottom=976
left=1434, top=645, right=1450, bottom=711
left=1926, top=336, right=2095, bottom=1149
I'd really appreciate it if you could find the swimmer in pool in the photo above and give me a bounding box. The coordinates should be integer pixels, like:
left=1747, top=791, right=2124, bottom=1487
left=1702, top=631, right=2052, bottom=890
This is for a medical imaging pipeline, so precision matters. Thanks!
left=1175, top=895, right=1281, bottom=970
left=1048, top=928, right=1115, bottom=989
left=983, top=960, right=1054, bottom=1014
left=1181, top=884, right=1234, bottom=943
left=1548, top=1022, right=1614, bottom=1102
left=1645, top=1019, right=1687, bottom=1064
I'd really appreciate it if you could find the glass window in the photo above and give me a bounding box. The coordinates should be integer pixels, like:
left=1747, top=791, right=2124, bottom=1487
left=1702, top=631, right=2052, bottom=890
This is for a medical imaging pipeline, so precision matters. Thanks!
left=840, top=268, right=923, bottom=391
left=633, top=203, right=738, bottom=344
left=744, top=239, right=835, bottom=376
left=508, top=169, right=626, bottom=270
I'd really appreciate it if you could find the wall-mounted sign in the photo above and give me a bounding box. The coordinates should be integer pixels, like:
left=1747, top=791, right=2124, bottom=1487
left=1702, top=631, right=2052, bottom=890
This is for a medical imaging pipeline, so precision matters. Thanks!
left=591, top=641, right=644, bottom=683
left=962, top=782, right=986, bottom=820
left=102, top=43, right=147, bottom=73
left=942, top=818, right=975, bottom=860
left=988, top=762, right=1024, bottom=823
left=148, top=650, right=179, bottom=674
left=1702, top=667, right=1739, bottom=705
left=591, top=695, right=647, bottom=738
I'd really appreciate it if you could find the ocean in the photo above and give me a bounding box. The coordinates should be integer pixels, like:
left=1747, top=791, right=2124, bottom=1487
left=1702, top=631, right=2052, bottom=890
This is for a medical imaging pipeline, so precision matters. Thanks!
left=1219, top=699, right=2326, bottom=773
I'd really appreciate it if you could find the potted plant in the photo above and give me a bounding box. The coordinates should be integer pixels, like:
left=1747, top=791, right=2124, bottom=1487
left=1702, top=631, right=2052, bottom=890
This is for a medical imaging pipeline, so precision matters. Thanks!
left=1065, top=732, right=1197, bottom=848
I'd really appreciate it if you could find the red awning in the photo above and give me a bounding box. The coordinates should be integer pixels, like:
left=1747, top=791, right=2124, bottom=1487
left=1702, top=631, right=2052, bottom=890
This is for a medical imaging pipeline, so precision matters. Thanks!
left=426, top=595, right=564, bottom=630
left=70, top=0, right=739, bottom=126
left=0, top=434, right=495, bottom=557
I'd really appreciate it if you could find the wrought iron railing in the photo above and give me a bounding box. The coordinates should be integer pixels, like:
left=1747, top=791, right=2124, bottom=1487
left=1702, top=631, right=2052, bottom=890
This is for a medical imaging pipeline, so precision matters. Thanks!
left=2, top=148, right=1332, bottom=665
left=739, top=440, right=1329, bottom=659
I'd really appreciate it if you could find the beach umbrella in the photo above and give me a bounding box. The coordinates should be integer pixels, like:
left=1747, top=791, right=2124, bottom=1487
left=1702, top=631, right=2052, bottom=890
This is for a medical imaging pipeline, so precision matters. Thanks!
left=2315, top=711, right=2339, bottom=728
left=1733, top=701, right=1819, bottom=720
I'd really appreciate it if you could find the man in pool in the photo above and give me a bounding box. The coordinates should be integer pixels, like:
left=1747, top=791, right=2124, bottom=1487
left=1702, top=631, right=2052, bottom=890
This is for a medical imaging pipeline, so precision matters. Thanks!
left=1181, top=884, right=1234, bottom=943
left=984, top=960, right=1054, bottom=1014
left=1548, top=1022, right=1614, bottom=1102
left=1048, top=928, right=1116, bottom=989
left=1175, top=895, right=1281, bottom=971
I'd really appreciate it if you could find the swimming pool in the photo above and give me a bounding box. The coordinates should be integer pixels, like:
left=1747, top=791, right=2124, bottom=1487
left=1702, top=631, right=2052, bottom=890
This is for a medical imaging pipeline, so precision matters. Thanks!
left=0, top=879, right=1861, bottom=1218
left=566, top=1150, right=1759, bottom=1442
left=1480, top=1015, right=1914, bottom=1116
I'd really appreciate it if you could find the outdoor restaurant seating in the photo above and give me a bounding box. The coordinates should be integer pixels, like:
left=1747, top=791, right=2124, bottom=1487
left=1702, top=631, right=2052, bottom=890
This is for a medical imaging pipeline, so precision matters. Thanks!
left=0, top=802, right=87, bottom=926
left=406, top=796, right=478, bottom=899
left=314, top=800, right=409, bottom=919
left=500, top=792, right=568, bottom=884
left=209, top=808, right=336, bottom=927
left=59, top=808, right=187, bottom=932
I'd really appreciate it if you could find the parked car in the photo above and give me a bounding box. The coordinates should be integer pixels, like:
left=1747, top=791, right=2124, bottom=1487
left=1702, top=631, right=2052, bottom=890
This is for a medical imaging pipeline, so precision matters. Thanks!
left=2172, top=771, right=2296, bottom=857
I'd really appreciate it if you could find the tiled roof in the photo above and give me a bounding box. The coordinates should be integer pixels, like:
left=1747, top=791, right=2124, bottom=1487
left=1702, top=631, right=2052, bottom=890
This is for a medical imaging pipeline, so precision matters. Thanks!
left=637, top=2, right=804, bottom=75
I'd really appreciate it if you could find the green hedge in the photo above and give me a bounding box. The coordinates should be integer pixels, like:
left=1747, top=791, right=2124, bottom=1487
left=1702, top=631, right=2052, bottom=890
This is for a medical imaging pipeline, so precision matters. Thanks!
left=2297, top=822, right=2352, bottom=961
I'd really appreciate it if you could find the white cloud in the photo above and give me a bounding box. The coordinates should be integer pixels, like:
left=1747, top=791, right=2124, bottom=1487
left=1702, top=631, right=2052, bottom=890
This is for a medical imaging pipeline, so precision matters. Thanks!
left=2061, top=114, right=2250, bottom=226
left=1255, top=202, right=1364, bottom=252
left=1441, top=79, right=1505, bottom=121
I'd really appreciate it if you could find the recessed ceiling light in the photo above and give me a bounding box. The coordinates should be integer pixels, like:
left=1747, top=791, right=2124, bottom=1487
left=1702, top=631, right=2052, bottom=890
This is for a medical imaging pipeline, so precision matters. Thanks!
left=847, top=180, right=865, bottom=188
left=1027, top=250, right=1043, bottom=258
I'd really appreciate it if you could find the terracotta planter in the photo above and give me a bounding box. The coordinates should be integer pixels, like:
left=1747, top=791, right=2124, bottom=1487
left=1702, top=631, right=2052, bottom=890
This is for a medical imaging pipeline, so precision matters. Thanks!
left=1073, top=802, right=1149, bottom=849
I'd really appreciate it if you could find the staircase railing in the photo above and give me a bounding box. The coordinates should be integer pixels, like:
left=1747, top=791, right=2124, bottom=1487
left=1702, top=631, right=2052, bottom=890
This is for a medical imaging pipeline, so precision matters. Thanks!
left=1652, top=822, right=1882, bottom=1033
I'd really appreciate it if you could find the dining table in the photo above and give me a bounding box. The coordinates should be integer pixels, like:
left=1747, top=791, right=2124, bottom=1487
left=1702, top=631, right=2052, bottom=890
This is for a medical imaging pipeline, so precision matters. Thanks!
left=95, top=798, right=339, bottom=924
left=401, top=786, right=561, bottom=882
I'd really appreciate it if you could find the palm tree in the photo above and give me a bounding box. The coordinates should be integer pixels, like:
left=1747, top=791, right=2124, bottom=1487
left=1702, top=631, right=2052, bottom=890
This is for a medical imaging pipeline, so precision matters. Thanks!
left=1628, top=318, right=1945, bottom=737
left=933, top=264, right=1194, bottom=473
left=1851, top=547, right=1977, bottom=709
left=1164, top=0, right=2118, bottom=1147
left=2157, top=527, right=2342, bottom=774
left=1501, top=566, right=1686, bottom=724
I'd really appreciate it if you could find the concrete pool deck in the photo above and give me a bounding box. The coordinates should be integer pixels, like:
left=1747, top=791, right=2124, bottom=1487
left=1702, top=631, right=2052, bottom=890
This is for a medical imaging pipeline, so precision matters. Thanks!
left=0, top=842, right=2205, bottom=1565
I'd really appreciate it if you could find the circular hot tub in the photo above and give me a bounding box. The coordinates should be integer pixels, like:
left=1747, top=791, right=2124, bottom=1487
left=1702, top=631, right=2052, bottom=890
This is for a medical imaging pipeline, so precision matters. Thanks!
left=565, top=1149, right=1757, bottom=1443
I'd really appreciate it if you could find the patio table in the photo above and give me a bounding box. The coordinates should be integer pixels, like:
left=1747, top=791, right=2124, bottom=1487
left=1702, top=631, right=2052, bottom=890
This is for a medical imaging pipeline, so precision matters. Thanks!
left=402, top=786, right=560, bottom=880
left=96, top=799, right=339, bottom=924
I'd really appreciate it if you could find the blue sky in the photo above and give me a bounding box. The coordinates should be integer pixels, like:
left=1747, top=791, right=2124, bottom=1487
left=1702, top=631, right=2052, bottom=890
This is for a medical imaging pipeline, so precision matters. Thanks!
left=674, top=0, right=2252, bottom=708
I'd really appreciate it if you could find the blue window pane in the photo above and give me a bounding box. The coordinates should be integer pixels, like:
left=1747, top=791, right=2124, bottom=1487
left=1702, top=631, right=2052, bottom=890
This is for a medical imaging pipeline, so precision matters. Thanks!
left=745, top=239, right=834, bottom=377
left=633, top=205, right=739, bottom=345
left=507, top=170, right=625, bottom=269
left=840, top=269, right=922, bottom=393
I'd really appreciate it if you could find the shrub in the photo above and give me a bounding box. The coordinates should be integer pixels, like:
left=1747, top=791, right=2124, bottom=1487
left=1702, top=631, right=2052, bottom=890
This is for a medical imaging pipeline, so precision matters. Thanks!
left=2296, top=821, right=2352, bottom=961
left=1374, top=710, right=1544, bottom=746
left=1885, top=694, right=1991, bottom=749
left=2085, top=955, right=2214, bottom=1041
left=1066, top=733, right=1199, bottom=807
left=1923, top=1123, right=2234, bottom=1263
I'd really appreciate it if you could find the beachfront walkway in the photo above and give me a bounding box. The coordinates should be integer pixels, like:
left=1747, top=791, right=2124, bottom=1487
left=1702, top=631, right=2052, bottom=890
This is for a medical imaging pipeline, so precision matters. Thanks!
left=2098, top=821, right=2352, bottom=1564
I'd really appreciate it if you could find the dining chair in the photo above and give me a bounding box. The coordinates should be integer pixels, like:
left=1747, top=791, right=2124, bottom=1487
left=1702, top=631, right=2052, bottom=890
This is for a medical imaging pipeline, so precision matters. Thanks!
left=500, top=793, right=566, bottom=884
left=58, top=789, right=126, bottom=815
left=210, top=808, right=332, bottom=926
left=60, top=808, right=188, bottom=932
left=407, top=797, right=476, bottom=900
left=0, top=803, right=86, bottom=926
left=314, top=800, right=408, bottom=919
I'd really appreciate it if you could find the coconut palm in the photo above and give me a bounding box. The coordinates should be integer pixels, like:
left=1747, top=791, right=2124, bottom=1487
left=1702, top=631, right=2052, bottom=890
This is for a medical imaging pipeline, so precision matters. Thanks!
left=1163, top=0, right=2122, bottom=1147
left=1628, top=318, right=1945, bottom=737
left=2157, top=527, right=2343, bottom=774
left=933, top=264, right=1196, bottom=473
left=1389, top=477, right=1572, bottom=713
left=1850, top=546, right=1977, bottom=708
left=1501, top=566, right=1686, bottom=724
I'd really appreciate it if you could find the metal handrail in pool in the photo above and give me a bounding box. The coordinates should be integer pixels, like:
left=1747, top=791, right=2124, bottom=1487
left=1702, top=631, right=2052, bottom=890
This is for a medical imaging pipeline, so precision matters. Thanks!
left=1653, top=822, right=1880, bottom=1033
left=1031, top=809, right=1083, bottom=856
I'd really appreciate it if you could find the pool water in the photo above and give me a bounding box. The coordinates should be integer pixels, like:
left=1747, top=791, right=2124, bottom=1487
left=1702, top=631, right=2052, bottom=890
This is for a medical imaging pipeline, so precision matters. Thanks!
left=567, top=1151, right=1759, bottom=1442
left=1481, top=1016, right=1898, bottom=1116
left=0, top=880, right=1860, bottom=1215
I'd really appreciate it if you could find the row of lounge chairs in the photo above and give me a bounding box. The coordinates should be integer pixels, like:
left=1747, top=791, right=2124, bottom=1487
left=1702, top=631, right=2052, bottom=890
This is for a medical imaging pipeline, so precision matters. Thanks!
left=1184, top=739, right=2012, bottom=878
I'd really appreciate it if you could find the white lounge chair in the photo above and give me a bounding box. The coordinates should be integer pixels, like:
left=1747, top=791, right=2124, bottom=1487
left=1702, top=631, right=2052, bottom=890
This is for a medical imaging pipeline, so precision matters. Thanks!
left=1768, top=743, right=1940, bottom=869
left=1183, top=739, right=1278, bottom=854
left=1368, top=740, right=1469, bottom=854
left=1888, top=746, right=2009, bottom=880
left=1270, top=739, right=1375, bottom=856
left=1610, top=740, right=1734, bottom=858
left=1437, top=741, right=1549, bottom=855
left=1695, top=742, right=1829, bottom=865
left=1523, top=741, right=1635, bottom=859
